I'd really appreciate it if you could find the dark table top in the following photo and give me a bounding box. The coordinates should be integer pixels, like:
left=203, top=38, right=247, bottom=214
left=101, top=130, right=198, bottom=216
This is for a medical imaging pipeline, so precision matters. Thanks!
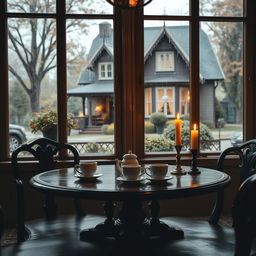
left=30, top=165, right=231, bottom=201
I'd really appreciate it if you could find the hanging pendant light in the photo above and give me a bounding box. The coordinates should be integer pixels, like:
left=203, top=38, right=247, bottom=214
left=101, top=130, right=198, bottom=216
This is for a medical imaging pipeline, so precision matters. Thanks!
left=105, top=0, right=153, bottom=9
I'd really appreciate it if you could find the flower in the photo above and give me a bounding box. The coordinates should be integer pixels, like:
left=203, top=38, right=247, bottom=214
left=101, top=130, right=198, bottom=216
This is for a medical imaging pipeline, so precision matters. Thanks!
left=29, top=109, right=77, bottom=133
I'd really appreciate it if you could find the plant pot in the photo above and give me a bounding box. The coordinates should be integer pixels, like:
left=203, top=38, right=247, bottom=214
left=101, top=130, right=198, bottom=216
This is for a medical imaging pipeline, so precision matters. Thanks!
left=156, top=124, right=165, bottom=134
left=42, top=126, right=57, bottom=141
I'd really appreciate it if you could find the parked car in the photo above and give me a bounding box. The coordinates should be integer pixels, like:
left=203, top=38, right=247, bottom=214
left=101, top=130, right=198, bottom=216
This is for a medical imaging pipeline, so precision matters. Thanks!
left=230, top=131, right=243, bottom=147
left=9, top=124, right=27, bottom=152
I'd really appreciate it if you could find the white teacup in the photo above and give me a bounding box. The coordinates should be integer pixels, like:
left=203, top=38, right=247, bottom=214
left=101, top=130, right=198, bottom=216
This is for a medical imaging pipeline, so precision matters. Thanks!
left=146, top=163, right=168, bottom=180
left=121, top=165, right=145, bottom=180
left=76, top=161, right=97, bottom=177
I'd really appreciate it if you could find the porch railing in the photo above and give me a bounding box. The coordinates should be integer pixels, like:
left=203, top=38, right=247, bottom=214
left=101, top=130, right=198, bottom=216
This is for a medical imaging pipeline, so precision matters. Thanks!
left=70, top=139, right=229, bottom=154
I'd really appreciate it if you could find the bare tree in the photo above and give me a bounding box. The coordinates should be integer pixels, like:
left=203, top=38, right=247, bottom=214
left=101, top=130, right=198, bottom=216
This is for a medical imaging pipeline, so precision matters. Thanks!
left=8, top=0, right=98, bottom=113
left=200, top=0, right=243, bottom=122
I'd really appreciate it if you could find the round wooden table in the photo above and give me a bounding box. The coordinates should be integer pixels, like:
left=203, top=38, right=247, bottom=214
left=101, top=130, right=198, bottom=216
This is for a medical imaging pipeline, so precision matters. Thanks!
left=30, top=165, right=231, bottom=241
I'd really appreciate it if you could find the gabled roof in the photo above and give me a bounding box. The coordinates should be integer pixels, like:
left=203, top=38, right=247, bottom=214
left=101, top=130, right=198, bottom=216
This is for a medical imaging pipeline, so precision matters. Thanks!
left=78, top=25, right=224, bottom=85
left=87, top=34, right=113, bottom=64
left=144, top=26, right=224, bottom=81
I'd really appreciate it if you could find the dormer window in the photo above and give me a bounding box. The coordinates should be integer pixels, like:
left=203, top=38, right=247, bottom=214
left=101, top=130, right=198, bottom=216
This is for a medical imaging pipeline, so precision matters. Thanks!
left=99, top=62, right=113, bottom=80
left=155, top=51, right=174, bottom=72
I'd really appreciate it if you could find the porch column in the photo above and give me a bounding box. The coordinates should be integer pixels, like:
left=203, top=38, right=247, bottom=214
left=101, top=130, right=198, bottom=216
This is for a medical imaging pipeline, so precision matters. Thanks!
left=82, top=97, right=86, bottom=116
left=88, top=96, right=92, bottom=126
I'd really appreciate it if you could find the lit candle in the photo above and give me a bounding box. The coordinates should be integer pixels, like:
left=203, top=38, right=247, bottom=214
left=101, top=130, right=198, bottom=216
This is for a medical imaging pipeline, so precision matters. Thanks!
left=191, top=123, right=199, bottom=150
left=175, top=113, right=182, bottom=146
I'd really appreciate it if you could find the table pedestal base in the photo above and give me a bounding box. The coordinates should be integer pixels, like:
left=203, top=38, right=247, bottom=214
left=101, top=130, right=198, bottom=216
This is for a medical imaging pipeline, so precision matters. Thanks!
left=80, top=200, right=184, bottom=241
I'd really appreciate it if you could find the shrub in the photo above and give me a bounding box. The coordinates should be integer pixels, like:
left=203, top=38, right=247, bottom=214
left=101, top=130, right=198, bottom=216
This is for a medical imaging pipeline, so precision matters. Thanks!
left=85, top=142, right=101, bottom=153
left=217, top=118, right=226, bottom=128
left=202, top=120, right=215, bottom=129
left=101, top=123, right=114, bottom=134
left=165, top=120, right=173, bottom=127
left=215, top=97, right=224, bottom=122
left=145, top=136, right=175, bottom=152
left=29, top=109, right=77, bottom=133
left=145, top=121, right=155, bottom=133
left=162, top=120, right=213, bottom=150
left=150, top=112, right=167, bottom=126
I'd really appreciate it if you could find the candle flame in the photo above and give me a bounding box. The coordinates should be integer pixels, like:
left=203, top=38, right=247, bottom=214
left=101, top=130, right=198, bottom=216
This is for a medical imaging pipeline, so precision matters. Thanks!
left=193, top=123, right=197, bottom=130
left=176, top=113, right=180, bottom=120
left=129, top=0, right=138, bottom=7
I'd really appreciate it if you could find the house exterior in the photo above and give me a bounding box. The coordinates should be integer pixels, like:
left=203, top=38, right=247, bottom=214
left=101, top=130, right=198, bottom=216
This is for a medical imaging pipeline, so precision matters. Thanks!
left=67, top=22, right=224, bottom=127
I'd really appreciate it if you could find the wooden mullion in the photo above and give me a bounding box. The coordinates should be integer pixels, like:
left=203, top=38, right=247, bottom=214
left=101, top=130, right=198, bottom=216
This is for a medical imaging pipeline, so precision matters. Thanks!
left=56, top=0, right=67, bottom=158
left=189, top=0, right=200, bottom=140
left=133, top=8, right=144, bottom=158
left=244, top=0, right=256, bottom=140
left=120, top=9, right=136, bottom=154
left=0, top=0, right=9, bottom=160
left=114, top=7, right=123, bottom=159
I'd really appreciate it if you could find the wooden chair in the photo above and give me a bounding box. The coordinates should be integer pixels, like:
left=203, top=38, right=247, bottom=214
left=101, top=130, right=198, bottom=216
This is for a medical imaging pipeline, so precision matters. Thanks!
left=11, top=138, right=85, bottom=242
left=233, top=173, right=256, bottom=256
left=209, top=139, right=256, bottom=224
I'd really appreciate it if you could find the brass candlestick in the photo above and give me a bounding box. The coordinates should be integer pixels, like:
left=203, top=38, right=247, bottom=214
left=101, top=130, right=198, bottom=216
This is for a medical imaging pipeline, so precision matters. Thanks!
left=188, top=149, right=201, bottom=175
left=171, top=145, right=186, bottom=175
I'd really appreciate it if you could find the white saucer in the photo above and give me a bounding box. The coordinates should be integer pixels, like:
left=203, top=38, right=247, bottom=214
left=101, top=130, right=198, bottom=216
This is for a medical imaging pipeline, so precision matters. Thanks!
left=146, top=175, right=173, bottom=182
left=74, top=173, right=102, bottom=180
left=116, top=176, right=146, bottom=183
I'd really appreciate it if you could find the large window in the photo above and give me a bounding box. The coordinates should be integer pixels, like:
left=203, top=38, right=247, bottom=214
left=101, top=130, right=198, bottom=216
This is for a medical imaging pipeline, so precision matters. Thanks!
left=0, top=0, right=255, bottom=162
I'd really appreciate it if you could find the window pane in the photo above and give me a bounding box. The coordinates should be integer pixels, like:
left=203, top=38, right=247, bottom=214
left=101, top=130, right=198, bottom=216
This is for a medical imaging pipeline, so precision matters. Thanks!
left=144, top=0, right=189, bottom=16
left=200, top=0, right=243, bottom=17
left=180, top=88, right=189, bottom=116
left=199, top=22, right=243, bottom=152
left=67, top=20, right=115, bottom=156
left=145, top=88, right=152, bottom=117
left=7, top=0, right=56, bottom=13
left=66, top=0, right=113, bottom=14
left=8, top=18, right=57, bottom=153
left=144, top=20, right=190, bottom=154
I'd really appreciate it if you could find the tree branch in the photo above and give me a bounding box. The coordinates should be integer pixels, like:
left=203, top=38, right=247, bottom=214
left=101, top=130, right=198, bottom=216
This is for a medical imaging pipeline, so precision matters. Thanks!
left=8, top=65, right=30, bottom=95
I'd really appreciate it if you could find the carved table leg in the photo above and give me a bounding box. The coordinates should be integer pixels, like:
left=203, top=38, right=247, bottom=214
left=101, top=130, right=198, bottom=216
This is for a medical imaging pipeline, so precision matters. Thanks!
left=148, top=200, right=184, bottom=239
left=80, top=201, right=118, bottom=241
left=44, top=192, right=57, bottom=220
left=116, top=200, right=148, bottom=239
left=80, top=199, right=184, bottom=241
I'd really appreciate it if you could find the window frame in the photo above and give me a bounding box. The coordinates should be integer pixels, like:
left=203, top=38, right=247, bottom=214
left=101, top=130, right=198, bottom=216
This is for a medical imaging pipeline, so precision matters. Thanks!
left=0, top=0, right=255, bottom=164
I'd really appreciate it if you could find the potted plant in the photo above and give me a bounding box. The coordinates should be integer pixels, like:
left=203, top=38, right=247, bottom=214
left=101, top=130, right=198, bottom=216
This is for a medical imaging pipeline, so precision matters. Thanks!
left=150, top=112, right=167, bottom=134
left=30, top=109, right=77, bottom=141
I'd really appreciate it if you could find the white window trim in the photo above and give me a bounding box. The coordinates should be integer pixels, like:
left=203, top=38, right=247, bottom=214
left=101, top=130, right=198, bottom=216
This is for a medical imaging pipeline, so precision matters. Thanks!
left=179, top=88, right=189, bottom=116
left=98, top=62, right=113, bottom=80
left=155, top=51, right=175, bottom=72
left=155, top=87, right=175, bottom=118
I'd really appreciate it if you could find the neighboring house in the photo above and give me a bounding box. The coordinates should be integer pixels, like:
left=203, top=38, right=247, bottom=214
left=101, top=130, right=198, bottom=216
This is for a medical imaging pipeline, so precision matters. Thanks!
left=67, top=22, right=224, bottom=127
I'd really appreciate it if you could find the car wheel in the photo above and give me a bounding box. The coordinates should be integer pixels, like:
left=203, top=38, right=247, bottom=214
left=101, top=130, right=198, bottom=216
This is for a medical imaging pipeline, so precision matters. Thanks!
left=9, top=135, right=21, bottom=152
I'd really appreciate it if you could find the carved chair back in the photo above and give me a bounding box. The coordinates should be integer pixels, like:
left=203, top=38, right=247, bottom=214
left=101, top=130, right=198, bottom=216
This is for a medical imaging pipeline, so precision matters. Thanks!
left=11, top=138, right=80, bottom=242
left=209, top=139, right=256, bottom=224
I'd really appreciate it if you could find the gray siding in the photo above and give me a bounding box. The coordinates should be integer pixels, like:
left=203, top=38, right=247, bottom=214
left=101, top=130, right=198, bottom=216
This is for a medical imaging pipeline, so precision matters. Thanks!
left=200, top=82, right=215, bottom=123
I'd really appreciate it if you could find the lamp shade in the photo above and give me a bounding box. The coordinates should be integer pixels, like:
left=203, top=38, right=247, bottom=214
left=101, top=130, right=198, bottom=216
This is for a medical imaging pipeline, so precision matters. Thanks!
left=105, top=0, right=153, bottom=9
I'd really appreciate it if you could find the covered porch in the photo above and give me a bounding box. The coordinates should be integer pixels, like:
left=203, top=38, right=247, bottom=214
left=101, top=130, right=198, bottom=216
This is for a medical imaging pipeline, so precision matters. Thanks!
left=67, top=82, right=114, bottom=131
